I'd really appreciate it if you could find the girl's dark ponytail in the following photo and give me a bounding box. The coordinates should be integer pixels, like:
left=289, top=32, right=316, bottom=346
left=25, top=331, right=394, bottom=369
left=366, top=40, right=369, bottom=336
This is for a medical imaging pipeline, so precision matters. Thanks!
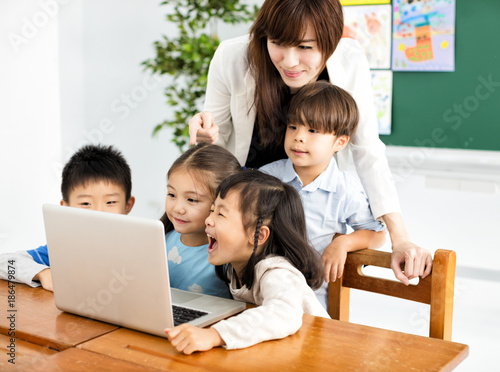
left=214, top=170, right=323, bottom=290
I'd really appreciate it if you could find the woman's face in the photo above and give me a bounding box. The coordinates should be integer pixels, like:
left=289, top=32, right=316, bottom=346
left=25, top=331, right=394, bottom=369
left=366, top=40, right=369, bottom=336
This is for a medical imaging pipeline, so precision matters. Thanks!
left=267, top=23, right=324, bottom=93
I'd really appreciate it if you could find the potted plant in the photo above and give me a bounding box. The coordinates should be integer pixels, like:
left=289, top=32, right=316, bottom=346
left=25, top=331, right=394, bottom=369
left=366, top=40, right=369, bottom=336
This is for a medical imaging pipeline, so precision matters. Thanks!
left=142, top=0, right=258, bottom=152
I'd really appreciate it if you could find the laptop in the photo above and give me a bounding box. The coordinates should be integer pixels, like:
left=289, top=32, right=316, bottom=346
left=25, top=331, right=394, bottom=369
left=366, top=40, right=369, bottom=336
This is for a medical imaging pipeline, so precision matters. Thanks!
left=42, top=203, right=245, bottom=338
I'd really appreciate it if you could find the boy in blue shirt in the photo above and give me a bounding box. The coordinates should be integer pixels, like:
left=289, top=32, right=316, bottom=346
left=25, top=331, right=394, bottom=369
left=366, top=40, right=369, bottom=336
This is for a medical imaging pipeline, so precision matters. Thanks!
left=260, top=81, right=386, bottom=309
left=0, top=145, right=135, bottom=291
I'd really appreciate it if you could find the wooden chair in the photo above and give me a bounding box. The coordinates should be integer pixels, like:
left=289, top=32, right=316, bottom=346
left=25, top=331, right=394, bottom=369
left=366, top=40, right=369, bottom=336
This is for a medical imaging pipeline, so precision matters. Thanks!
left=328, top=249, right=456, bottom=341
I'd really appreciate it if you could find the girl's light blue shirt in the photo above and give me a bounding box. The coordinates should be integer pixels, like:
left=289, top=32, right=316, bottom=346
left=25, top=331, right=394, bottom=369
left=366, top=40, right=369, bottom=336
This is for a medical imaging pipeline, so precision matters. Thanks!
left=166, top=230, right=231, bottom=299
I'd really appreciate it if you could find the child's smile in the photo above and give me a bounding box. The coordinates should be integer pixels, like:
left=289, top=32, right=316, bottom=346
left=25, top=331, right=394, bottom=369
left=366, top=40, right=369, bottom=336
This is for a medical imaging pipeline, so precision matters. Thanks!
left=206, top=233, right=218, bottom=253
left=165, top=171, right=213, bottom=247
left=205, top=192, right=255, bottom=276
left=290, top=147, right=308, bottom=156
left=284, top=123, right=348, bottom=186
left=284, top=123, right=337, bottom=171
left=173, top=217, right=189, bottom=225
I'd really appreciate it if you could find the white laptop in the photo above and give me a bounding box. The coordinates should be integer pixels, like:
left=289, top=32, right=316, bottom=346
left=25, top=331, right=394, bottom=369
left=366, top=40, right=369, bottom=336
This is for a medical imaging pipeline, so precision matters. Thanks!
left=42, top=203, right=245, bottom=338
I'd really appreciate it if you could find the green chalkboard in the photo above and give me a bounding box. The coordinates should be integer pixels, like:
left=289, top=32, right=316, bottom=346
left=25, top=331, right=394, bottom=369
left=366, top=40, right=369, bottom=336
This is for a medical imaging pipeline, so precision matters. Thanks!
left=381, top=0, right=500, bottom=151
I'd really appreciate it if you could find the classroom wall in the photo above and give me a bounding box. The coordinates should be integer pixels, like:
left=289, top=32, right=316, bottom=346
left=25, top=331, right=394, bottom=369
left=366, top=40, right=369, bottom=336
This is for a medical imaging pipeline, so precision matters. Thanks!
left=383, top=0, right=500, bottom=151
left=385, top=146, right=500, bottom=276
left=58, top=0, right=179, bottom=220
left=0, top=0, right=62, bottom=252
left=1, top=1, right=179, bottom=252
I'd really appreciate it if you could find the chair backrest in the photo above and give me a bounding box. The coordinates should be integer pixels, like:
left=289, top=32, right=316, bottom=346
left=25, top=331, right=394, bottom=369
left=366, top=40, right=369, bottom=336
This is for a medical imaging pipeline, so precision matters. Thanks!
left=328, top=249, right=456, bottom=340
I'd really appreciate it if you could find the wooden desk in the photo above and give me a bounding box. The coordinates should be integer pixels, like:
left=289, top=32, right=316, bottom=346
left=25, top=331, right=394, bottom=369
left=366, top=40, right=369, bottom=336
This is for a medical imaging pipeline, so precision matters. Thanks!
left=0, top=281, right=118, bottom=351
left=29, top=348, right=158, bottom=372
left=79, top=316, right=468, bottom=372
left=1, top=280, right=469, bottom=371
left=0, top=334, right=57, bottom=371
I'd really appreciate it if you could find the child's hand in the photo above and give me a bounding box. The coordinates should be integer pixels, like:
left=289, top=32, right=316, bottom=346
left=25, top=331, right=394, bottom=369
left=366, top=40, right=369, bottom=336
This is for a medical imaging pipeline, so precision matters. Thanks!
left=165, top=324, right=224, bottom=354
left=33, top=268, right=53, bottom=292
left=322, top=230, right=386, bottom=282
left=321, top=239, right=348, bottom=283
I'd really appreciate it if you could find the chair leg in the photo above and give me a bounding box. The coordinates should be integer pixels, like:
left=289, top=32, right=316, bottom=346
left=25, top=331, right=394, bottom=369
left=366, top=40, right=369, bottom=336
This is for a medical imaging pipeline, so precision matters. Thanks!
left=430, top=249, right=456, bottom=340
left=328, top=277, right=350, bottom=321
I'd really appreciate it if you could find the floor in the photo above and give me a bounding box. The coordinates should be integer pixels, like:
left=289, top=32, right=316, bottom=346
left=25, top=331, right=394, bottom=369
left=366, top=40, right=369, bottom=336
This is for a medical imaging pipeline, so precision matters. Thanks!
left=348, top=267, right=500, bottom=371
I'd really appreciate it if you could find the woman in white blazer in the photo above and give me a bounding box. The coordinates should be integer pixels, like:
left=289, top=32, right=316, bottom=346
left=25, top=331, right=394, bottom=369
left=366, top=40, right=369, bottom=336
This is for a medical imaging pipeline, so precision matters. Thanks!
left=189, top=0, right=432, bottom=285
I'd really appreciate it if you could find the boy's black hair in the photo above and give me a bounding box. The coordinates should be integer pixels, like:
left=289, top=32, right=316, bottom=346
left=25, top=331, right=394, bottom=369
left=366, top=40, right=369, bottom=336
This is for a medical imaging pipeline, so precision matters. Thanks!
left=61, top=144, right=132, bottom=202
left=214, top=170, right=324, bottom=290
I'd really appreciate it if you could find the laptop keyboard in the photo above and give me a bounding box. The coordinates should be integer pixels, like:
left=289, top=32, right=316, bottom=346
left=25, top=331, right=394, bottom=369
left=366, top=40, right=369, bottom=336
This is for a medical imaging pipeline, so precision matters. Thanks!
left=172, top=305, right=208, bottom=326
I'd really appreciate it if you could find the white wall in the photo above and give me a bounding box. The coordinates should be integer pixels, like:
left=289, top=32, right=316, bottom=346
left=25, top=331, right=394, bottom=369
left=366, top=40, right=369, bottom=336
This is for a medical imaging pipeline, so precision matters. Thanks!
left=386, top=146, right=500, bottom=275
left=0, top=0, right=62, bottom=252
left=58, top=0, right=179, bottom=221
left=1, top=0, right=180, bottom=252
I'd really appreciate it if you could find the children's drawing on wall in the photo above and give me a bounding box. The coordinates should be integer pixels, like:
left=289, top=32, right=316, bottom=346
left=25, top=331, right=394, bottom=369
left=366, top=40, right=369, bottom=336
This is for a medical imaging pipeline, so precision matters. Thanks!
left=343, top=5, right=392, bottom=69
left=392, top=0, right=456, bottom=71
left=371, top=70, right=393, bottom=135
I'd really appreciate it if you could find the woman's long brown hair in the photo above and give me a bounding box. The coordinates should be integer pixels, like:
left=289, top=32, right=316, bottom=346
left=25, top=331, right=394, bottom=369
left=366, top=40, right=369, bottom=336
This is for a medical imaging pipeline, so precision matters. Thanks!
left=248, top=0, right=344, bottom=148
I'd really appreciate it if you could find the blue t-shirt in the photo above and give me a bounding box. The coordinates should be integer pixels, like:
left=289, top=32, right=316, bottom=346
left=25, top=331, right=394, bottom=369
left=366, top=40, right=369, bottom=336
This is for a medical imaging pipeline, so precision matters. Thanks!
left=27, top=245, right=50, bottom=266
left=166, top=230, right=231, bottom=299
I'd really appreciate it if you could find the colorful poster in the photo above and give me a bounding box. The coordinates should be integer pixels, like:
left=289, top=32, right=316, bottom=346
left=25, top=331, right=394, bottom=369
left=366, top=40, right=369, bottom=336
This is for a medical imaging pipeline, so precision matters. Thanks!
left=341, top=1, right=390, bottom=5
left=343, top=5, right=392, bottom=69
left=371, top=70, right=393, bottom=135
left=392, top=0, right=456, bottom=71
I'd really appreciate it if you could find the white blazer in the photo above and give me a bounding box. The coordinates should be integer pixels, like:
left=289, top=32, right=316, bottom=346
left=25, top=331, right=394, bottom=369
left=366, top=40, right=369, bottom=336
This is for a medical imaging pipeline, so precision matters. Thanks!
left=204, top=35, right=399, bottom=218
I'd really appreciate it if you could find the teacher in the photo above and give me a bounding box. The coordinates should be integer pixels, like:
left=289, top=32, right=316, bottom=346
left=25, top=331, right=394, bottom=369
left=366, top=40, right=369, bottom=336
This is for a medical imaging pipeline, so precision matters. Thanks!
left=189, top=0, right=432, bottom=285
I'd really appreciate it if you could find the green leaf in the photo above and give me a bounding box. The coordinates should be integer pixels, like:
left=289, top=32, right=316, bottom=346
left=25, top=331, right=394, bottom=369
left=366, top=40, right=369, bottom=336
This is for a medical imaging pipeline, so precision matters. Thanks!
left=142, top=0, right=258, bottom=149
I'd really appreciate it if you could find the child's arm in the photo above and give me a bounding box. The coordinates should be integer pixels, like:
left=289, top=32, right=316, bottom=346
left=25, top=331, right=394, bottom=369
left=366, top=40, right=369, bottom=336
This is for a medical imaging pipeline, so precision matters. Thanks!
left=165, top=324, right=224, bottom=354
left=0, top=251, right=51, bottom=288
left=165, top=261, right=326, bottom=353
left=32, top=268, right=53, bottom=291
left=322, top=175, right=386, bottom=282
left=322, top=230, right=385, bottom=282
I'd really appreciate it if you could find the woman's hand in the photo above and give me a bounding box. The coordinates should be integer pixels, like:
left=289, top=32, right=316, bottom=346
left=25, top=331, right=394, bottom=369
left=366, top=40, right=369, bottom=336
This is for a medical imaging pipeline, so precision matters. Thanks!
left=188, top=112, right=219, bottom=145
left=382, top=213, right=433, bottom=285
left=165, top=324, right=224, bottom=354
left=390, top=241, right=433, bottom=286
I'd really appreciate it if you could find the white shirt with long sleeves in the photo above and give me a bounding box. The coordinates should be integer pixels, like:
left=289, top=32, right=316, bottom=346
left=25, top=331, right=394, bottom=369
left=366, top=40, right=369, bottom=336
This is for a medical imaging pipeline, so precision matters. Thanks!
left=211, top=256, right=329, bottom=350
left=0, top=251, right=47, bottom=287
left=204, top=35, right=399, bottom=219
